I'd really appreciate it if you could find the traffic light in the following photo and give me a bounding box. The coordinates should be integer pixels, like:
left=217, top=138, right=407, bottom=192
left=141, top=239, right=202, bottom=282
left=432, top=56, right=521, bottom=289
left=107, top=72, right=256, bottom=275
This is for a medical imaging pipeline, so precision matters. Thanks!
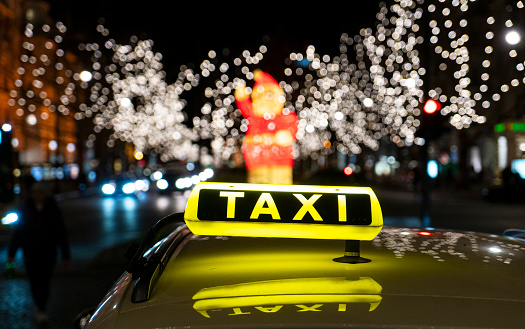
left=417, top=99, right=447, bottom=141
left=343, top=166, right=354, bottom=176
left=423, top=99, right=441, bottom=114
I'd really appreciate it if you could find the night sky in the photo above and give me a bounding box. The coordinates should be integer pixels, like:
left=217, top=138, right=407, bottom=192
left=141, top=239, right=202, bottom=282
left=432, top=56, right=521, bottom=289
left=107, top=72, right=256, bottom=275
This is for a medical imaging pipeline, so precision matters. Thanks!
left=48, top=1, right=384, bottom=80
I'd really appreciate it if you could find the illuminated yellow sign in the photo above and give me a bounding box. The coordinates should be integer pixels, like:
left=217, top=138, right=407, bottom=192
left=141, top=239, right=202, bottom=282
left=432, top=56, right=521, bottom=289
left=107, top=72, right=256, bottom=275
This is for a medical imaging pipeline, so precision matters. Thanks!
left=192, top=277, right=382, bottom=318
left=184, top=182, right=383, bottom=240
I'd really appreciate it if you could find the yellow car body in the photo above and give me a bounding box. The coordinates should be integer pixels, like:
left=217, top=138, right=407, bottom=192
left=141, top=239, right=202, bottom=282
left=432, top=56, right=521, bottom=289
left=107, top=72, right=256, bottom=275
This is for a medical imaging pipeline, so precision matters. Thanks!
left=81, top=183, right=525, bottom=328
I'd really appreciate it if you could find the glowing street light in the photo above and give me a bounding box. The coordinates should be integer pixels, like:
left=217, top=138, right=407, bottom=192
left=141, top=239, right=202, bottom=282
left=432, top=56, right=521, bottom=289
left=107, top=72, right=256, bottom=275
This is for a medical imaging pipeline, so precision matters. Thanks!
left=48, top=140, right=58, bottom=151
left=505, top=30, right=521, bottom=45
left=2, top=123, right=12, bottom=132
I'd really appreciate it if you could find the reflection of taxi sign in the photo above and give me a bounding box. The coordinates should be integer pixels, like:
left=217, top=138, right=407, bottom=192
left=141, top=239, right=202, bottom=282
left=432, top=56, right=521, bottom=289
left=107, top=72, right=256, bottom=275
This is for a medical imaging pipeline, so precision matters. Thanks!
left=192, top=277, right=382, bottom=318
left=184, top=183, right=383, bottom=241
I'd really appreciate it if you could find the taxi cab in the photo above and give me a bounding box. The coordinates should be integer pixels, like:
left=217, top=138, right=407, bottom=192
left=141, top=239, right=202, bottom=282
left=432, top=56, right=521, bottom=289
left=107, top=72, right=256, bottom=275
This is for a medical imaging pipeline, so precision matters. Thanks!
left=77, top=182, right=525, bottom=328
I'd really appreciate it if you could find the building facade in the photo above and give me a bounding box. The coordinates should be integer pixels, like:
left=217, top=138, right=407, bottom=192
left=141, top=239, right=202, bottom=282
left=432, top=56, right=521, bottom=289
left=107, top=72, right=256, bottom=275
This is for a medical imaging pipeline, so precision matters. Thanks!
left=1, top=0, right=81, bottom=193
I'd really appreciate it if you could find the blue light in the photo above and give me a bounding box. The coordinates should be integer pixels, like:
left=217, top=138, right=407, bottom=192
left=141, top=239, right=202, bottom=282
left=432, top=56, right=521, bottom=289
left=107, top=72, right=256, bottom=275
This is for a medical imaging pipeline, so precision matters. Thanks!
left=427, top=160, right=439, bottom=179
left=31, top=167, right=44, bottom=181
left=296, top=58, right=312, bottom=68
left=88, top=171, right=97, bottom=181
left=511, top=159, right=525, bottom=179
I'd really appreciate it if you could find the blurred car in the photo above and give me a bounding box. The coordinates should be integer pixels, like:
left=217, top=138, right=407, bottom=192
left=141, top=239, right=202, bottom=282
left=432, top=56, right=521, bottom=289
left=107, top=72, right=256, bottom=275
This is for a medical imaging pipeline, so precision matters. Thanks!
left=100, top=177, right=150, bottom=197
left=77, top=182, right=525, bottom=328
left=503, top=228, right=525, bottom=241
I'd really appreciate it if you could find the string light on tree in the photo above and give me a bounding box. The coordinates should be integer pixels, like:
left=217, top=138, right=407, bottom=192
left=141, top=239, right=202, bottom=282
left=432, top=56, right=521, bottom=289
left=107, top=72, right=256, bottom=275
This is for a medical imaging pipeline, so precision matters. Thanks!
left=77, top=24, right=197, bottom=162
left=8, top=22, right=80, bottom=126
left=426, top=0, right=525, bottom=129
left=285, top=1, right=425, bottom=157
left=192, top=45, right=277, bottom=166
left=285, top=0, right=525, bottom=158
left=77, top=0, right=525, bottom=167
left=78, top=22, right=274, bottom=165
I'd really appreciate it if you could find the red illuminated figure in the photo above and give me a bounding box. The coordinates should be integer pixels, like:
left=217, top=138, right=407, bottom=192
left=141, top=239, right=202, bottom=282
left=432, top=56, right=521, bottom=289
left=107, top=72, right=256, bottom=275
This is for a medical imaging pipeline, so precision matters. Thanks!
left=235, top=70, right=298, bottom=184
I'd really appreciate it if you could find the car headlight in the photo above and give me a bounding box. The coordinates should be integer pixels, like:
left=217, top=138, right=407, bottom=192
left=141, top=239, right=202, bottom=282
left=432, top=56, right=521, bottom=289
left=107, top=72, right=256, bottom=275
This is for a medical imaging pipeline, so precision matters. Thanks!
left=102, top=183, right=116, bottom=195
left=122, top=182, right=136, bottom=194
left=135, top=179, right=150, bottom=192
left=156, top=179, right=169, bottom=190
left=2, top=212, right=18, bottom=225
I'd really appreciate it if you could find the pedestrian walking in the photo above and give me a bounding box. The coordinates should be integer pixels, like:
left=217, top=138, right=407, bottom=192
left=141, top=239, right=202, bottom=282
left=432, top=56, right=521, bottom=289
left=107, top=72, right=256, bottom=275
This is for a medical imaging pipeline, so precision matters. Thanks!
left=6, top=182, right=71, bottom=327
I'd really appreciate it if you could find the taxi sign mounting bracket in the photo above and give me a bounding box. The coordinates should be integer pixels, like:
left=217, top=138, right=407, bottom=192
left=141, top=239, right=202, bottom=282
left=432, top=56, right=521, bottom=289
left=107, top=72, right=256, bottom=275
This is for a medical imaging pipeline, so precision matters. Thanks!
left=333, top=240, right=371, bottom=264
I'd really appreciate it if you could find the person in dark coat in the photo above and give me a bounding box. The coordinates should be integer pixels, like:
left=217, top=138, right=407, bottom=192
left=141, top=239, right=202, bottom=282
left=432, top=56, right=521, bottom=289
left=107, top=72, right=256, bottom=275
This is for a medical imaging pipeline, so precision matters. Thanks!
left=7, top=183, right=71, bottom=325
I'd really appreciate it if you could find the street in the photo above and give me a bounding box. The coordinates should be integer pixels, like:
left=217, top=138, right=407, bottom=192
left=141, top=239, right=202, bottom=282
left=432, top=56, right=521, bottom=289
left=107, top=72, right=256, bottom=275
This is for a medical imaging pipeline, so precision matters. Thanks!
left=0, top=191, right=188, bottom=329
left=1, top=186, right=524, bottom=328
left=376, top=186, right=525, bottom=234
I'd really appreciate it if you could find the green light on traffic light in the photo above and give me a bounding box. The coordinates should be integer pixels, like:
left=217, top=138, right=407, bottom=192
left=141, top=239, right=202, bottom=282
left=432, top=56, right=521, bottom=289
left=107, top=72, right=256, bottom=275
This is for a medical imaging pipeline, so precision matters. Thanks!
left=494, top=123, right=525, bottom=133
left=494, top=124, right=505, bottom=133
left=512, top=123, right=525, bottom=132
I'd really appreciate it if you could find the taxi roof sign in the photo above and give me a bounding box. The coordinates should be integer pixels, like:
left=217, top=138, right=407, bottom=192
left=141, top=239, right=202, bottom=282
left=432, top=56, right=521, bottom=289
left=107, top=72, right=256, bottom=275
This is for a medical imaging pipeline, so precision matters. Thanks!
left=184, top=183, right=383, bottom=241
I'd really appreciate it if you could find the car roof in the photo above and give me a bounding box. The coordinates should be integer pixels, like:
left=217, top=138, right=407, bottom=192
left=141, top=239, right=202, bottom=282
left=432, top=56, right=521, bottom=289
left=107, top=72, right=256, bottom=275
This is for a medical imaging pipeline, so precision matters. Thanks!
left=111, top=226, right=525, bottom=328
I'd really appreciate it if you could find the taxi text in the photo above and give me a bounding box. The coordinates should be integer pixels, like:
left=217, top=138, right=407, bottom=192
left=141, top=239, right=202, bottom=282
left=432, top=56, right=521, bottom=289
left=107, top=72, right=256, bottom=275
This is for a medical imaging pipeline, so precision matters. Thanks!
left=194, top=303, right=380, bottom=318
left=196, top=189, right=372, bottom=225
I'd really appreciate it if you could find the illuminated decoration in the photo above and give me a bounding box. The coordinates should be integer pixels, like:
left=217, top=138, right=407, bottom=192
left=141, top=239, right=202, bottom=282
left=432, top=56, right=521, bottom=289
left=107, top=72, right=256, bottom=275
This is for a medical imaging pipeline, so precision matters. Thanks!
left=505, top=30, right=521, bottom=45
left=184, top=182, right=383, bottom=240
left=78, top=23, right=274, bottom=165
left=192, top=277, right=382, bottom=318
left=8, top=22, right=80, bottom=125
left=79, top=70, right=92, bottom=82
left=424, top=0, right=525, bottom=129
left=285, top=6, right=425, bottom=154
left=77, top=24, right=197, bottom=162
left=235, top=70, right=298, bottom=184
left=284, top=0, right=525, bottom=157
left=72, top=1, right=525, bottom=166
left=193, top=47, right=270, bottom=167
